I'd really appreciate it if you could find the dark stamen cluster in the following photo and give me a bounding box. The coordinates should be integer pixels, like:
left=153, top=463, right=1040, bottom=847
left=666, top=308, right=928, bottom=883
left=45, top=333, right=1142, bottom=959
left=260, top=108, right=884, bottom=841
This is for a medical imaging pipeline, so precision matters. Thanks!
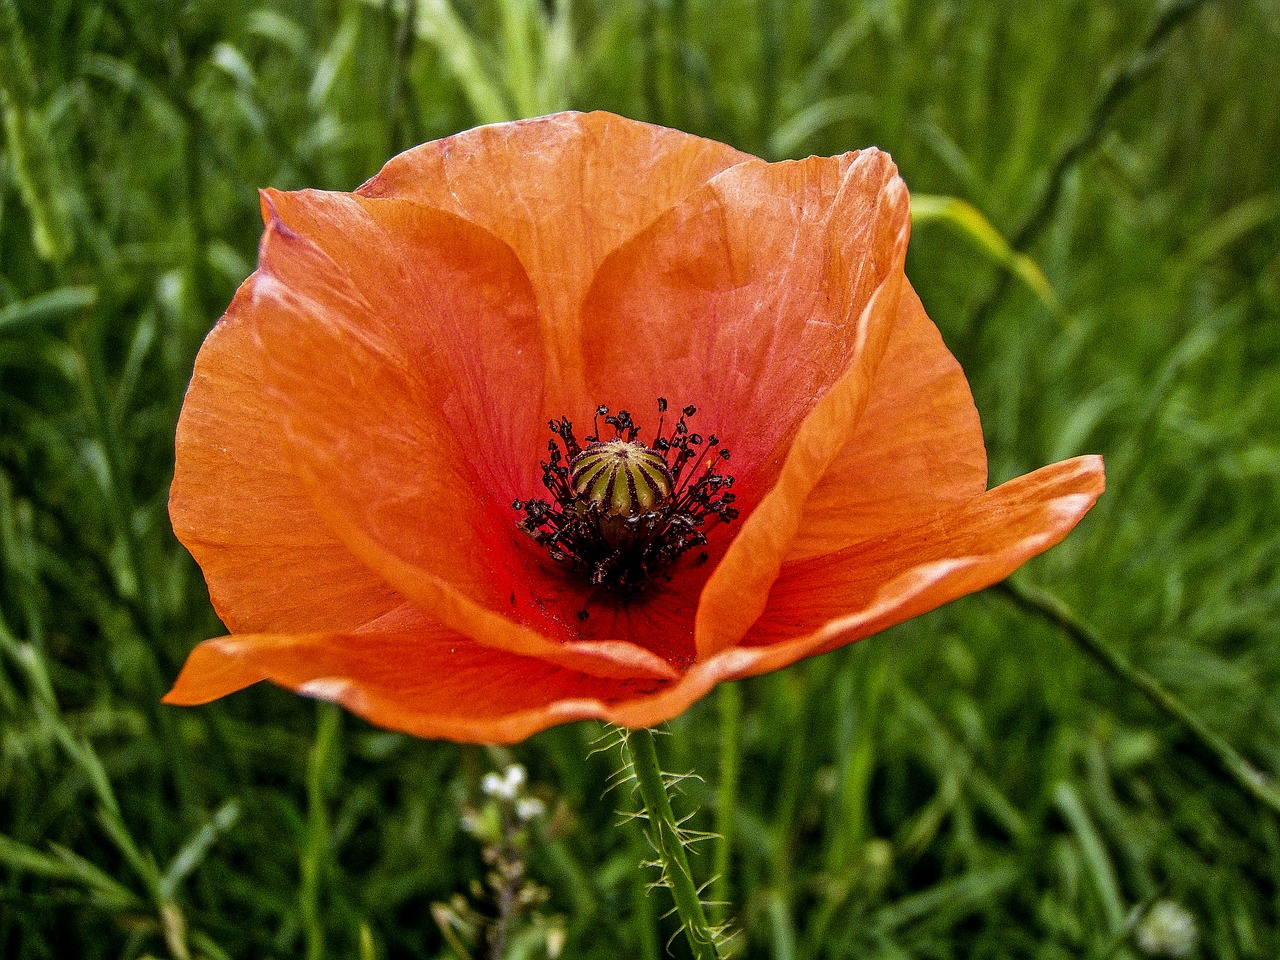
left=513, top=400, right=739, bottom=593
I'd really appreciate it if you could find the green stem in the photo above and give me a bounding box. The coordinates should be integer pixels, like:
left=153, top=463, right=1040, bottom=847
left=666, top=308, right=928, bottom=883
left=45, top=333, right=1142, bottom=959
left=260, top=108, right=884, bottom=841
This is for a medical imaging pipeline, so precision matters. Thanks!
left=997, top=579, right=1280, bottom=817
left=302, top=703, right=341, bottom=960
left=78, top=319, right=162, bottom=642
left=0, top=0, right=75, bottom=264
left=625, top=727, right=721, bottom=960
left=711, top=683, right=740, bottom=927
left=963, top=0, right=1212, bottom=340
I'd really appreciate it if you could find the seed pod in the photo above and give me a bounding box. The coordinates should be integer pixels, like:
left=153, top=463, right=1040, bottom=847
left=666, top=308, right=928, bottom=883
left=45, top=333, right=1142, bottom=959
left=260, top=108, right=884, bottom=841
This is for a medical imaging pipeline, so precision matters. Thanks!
left=569, top=440, right=673, bottom=517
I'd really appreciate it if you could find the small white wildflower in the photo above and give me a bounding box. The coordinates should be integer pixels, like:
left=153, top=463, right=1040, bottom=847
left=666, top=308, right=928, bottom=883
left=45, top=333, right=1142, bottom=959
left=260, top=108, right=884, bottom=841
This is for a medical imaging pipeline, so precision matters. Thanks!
left=481, top=764, right=527, bottom=801
left=504, top=764, right=527, bottom=793
left=516, top=797, right=546, bottom=822
left=480, top=772, right=508, bottom=799
left=1135, top=900, right=1198, bottom=959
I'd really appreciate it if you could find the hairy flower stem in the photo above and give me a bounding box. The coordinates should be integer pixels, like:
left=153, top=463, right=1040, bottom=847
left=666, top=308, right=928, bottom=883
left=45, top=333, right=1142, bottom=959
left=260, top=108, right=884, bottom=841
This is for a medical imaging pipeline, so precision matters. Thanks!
left=625, top=728, right=721, bottom=960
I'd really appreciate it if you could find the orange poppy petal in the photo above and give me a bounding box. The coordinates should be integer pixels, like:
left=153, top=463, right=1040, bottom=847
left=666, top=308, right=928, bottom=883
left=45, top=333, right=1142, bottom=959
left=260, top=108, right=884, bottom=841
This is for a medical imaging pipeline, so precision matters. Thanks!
left=366, top=601, right=684, bottom=681
left=357, top=111, right=752, bottom=416
left=170, top=278, right=402, bottom=634
left=666, top=168, right=912, bottom=658
left=251, top=192, right=676, bottom=682
left=725, top=455, right=1105, bottom=676
left=162, top=621, right=734, bottom=744
left=785, top=280, right=988, bottom=561
left=255, top=188, right=547, bottom=499
left=252, top=189, right=536, bottom=605
left=579, top=149, right=909, bottom=498
left=510, top=547, right=715, bottom=670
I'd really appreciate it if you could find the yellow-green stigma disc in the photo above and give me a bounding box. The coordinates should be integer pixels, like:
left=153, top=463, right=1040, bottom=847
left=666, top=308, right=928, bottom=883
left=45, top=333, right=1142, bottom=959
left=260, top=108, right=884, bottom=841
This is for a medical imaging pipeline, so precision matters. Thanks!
left=569, top=440, right=673, bottom=517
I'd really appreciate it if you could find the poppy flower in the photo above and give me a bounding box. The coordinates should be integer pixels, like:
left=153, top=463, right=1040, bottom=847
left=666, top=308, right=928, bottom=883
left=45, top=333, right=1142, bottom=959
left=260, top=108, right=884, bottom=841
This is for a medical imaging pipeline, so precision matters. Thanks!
left=165, top=111, right=1104, bottom=744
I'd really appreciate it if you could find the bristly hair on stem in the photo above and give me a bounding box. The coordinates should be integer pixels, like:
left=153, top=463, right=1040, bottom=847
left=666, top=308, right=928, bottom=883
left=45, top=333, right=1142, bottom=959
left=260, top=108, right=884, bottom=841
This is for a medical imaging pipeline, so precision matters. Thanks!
left=609, top=726, right=736, bottom=959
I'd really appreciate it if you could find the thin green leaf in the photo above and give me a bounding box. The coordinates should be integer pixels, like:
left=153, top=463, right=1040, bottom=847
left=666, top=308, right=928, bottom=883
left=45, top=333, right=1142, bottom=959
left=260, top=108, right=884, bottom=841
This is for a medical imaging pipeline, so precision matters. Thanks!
left=912, top=193, right=1059, bottom=312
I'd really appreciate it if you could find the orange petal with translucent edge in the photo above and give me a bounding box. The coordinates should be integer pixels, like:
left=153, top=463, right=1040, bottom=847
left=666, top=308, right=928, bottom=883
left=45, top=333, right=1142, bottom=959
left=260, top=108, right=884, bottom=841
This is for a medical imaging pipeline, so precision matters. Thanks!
left=672, top=170, right=912, bottom=658
left=170, top=276, right=402, bottom=634
left=580, top=149, right=908, bottom=502
left=723, top=456, right=1105, bottom=675
left=162, top=461, right=1100, bottom=741
left=162, top=621, right=736, bottom=744
left=249, top=192, right=675, bottom=682
left=785, top=281, right=988, bottom=562
left=357, top=111, right=752, bottom=418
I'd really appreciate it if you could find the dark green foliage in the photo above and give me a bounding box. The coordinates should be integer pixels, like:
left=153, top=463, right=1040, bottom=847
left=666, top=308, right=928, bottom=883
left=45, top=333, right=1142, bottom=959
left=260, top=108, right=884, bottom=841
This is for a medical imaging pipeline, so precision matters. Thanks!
left=1, top=0, right=1277, bottom=957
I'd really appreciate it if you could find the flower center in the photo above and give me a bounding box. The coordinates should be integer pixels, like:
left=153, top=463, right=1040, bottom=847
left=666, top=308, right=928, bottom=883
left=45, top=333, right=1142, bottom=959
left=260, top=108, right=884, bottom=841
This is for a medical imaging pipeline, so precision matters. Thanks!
left=570, top=439, right=673, bottom=517
left=514, top=400, right=739, bottom=593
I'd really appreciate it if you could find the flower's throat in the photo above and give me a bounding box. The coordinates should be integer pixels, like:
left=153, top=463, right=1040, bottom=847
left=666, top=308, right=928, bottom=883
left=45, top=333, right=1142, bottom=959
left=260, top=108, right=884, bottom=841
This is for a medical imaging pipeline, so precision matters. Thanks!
left=514, top=401, right=739, bottom=593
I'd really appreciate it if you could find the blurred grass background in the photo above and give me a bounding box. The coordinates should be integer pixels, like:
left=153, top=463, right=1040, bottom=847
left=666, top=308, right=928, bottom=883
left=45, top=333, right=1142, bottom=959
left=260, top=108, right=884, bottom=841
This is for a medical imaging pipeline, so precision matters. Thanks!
left=2, top=0, right=1279, bottom=957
